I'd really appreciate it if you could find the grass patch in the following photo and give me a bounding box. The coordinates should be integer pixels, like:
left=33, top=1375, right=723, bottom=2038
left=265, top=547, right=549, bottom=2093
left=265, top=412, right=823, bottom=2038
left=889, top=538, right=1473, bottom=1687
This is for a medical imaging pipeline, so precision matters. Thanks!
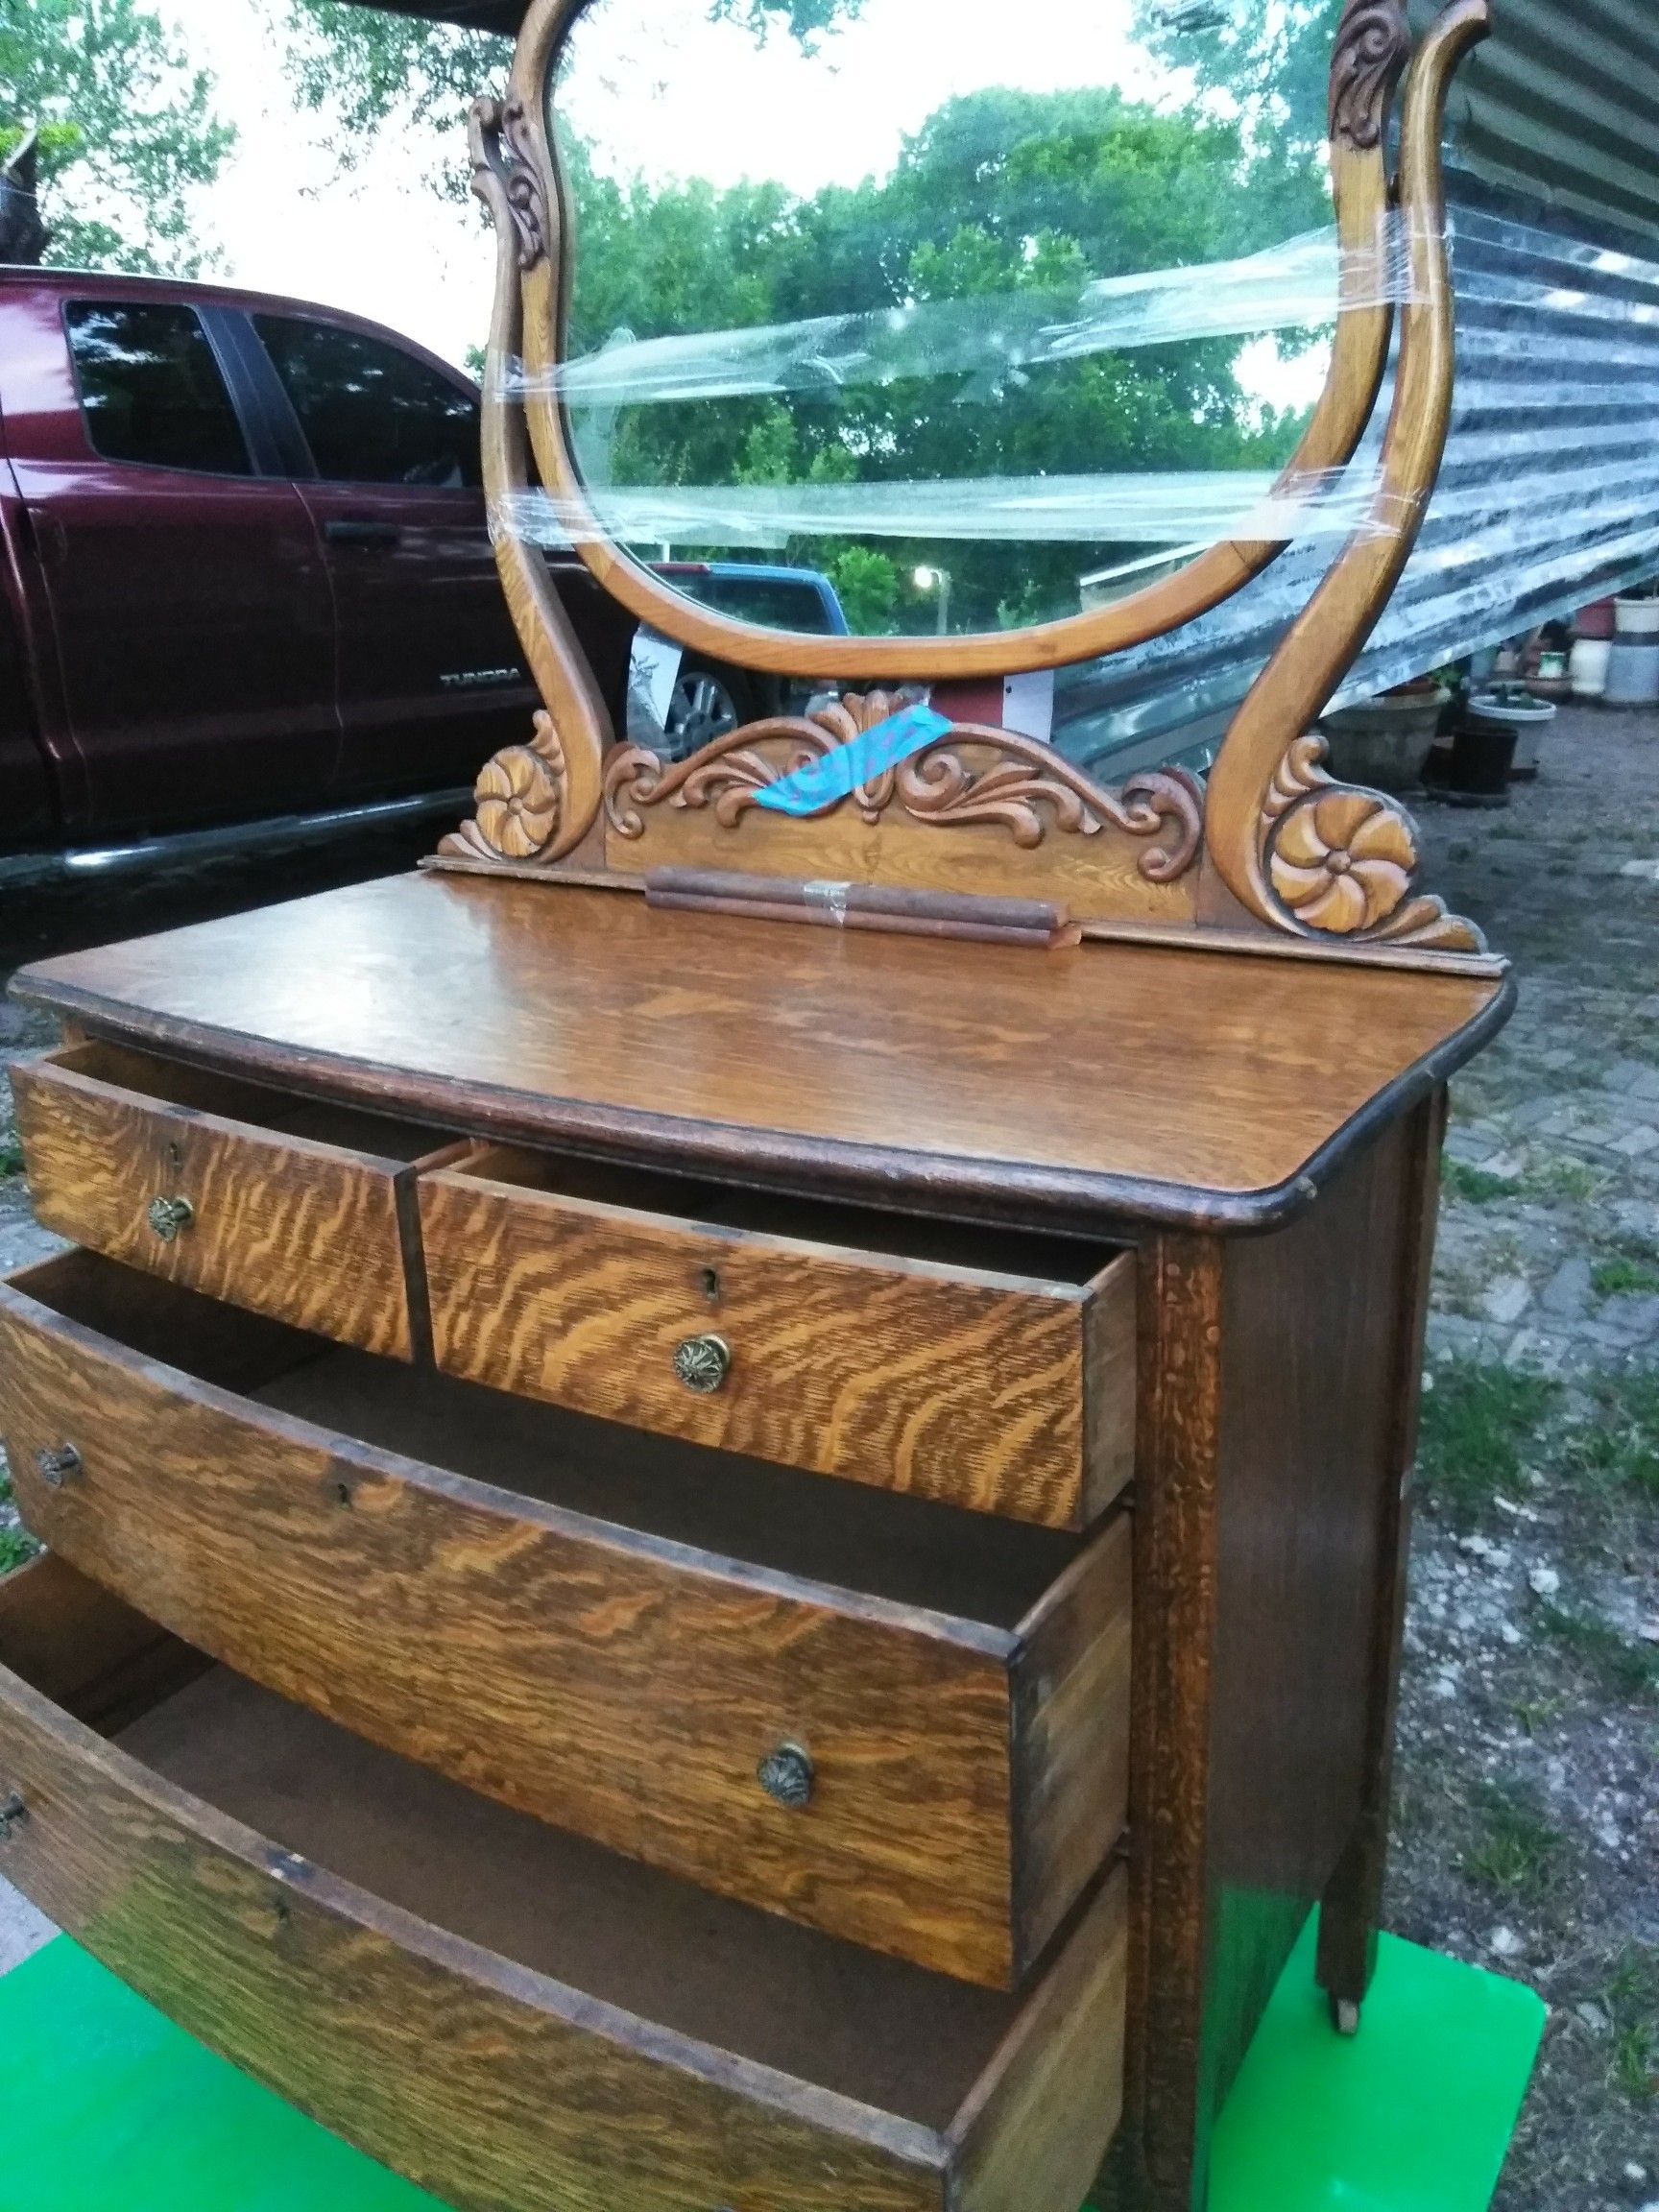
left=1442, top=1158, right=1520, bottom=1205
left=1604, top=1946, right=1659, bottom=2104
left=1417, top=1361, right=1559, bottom=1527
left=0, top=1524, right=39, bottom=1575
left=1592, top=1256, right=1659, bottom=1300
left=1524, top=1159, right=1613, bottom=1203
left=1536, top=1601, right=1659, bottom=1701
left=1463, top=1780, right=1565, bottom=1900
left=1564, top=1370, right=1659, bottom=1501
left=0, top=1134, right=23, bottom=1179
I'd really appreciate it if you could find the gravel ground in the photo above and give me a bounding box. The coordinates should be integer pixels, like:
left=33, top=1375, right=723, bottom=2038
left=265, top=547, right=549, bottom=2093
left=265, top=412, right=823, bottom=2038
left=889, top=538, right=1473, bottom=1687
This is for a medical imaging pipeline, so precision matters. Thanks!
left=0, top=722, right=1654, bottom=2196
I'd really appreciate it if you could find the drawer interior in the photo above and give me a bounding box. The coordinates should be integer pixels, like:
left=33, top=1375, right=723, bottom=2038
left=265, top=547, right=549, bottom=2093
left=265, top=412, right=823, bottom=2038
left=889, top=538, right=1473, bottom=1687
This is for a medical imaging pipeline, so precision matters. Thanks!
left=103, top=1659, right=1054, bottom=2129
left=460, top=1143, right=1124, bottom=1286
left=24, top=1255, right=1086, bottom=1628
left=41, top=1041, right=453, bottom=1165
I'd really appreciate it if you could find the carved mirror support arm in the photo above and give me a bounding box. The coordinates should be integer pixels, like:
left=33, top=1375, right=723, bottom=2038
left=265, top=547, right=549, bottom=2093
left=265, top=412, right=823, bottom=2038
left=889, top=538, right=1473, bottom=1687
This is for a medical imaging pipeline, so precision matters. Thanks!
left=440, top=91, right=611, bottom=870
left=1204, top=0, right=1494, bottom=957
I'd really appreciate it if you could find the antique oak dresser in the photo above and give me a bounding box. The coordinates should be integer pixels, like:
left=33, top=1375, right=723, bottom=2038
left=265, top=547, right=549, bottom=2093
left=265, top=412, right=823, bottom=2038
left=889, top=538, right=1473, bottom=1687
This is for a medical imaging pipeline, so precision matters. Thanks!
left=0, top=3, right=1512, bottom=2208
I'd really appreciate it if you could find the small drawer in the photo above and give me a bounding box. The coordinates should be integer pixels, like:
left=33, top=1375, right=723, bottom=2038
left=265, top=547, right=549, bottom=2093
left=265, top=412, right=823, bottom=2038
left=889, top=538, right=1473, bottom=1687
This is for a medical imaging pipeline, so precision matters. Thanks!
left=10, top=1040, right=461, bottom=1359
left=0, top=1553, right=1128, bottom=2212
left=420, top=1145, right=1138, bottom=1529
left=0, top=1253, right=1131, bottom=1989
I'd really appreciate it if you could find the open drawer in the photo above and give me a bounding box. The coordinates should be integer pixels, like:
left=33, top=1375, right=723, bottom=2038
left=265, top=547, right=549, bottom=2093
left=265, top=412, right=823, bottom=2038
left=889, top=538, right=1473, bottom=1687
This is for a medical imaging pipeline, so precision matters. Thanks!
left=9, top=1040, right=462, bottom=1359
left=0, top=1254, right=1131, bottom=1989
left=0, top=1554, right=1127, bottom=2212
left=419, top=1144, right=1139, bottom=1529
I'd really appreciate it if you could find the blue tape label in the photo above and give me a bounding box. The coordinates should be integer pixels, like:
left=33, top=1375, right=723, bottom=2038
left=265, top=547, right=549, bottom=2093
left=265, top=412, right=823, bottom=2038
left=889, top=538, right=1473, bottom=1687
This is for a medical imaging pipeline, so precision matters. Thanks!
left=756, top=703, right=952, bottom=815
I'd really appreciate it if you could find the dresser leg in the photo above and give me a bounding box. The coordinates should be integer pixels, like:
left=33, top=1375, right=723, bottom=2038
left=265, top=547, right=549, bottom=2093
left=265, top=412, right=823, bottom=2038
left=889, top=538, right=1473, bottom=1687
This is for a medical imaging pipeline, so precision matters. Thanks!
left=1316, top=1091, right=1446, bottom=2027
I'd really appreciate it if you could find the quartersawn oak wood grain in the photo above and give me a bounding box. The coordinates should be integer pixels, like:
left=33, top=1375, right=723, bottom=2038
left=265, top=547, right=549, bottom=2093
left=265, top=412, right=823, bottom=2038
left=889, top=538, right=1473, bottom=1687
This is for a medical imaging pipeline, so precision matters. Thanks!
left=420, top=1144, right=1135, bottom=1528
left=11, top=872, right=1513, bottom=1237
left=10, top=1039, right=454, bottom=1359
left=0, top=1253, right=1131, bottom=1989
left=0, top=1559, right=1128, bottom=2212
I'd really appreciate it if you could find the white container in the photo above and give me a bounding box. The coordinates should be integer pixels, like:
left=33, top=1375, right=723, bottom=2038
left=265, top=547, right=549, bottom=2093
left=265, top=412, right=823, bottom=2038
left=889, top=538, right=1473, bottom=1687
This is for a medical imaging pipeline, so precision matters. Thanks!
left=1615, top=595, right=1659, bottom=638
left=1604, top=640, right=1659, bottom=705
left=1465, top=687, right=1558, bottom=778
left=1570, top=637, right=1613, bottom=698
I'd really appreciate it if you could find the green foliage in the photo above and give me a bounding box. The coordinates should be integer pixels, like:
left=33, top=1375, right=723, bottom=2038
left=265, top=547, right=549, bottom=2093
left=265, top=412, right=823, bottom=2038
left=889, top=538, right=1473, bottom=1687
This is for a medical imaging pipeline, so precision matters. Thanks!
left=0, top=0, right=235, bottom=273
left=1564, top=1369, right=1659, bottom=1502
left=1416, top=1361, right=1559, bottom=1528
left=1604, top=1946, right=1659, bottom=2104
left=1536, top=1602, right=1659, bottom=1702
left=0, top=1134, right=24, bottom=1178
left=1592, top=1255, right=1659, bottom=1300
left=280, top=2, right=507, bottom=201
left=1462, top=1780, right=1564, bottom=1901
left=1441, top=1158, right=1519, bottom=1206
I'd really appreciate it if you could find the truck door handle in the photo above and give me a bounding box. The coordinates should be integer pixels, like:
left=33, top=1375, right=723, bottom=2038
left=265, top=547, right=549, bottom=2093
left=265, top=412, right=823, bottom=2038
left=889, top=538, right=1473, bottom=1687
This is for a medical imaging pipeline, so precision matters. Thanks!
left=323, top=518, right=401, bottom=549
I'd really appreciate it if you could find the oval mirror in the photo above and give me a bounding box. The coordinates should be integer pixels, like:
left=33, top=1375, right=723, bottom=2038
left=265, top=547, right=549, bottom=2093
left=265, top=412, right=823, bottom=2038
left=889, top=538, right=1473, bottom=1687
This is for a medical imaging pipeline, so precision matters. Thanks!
left=539, top=0, right=1351, bottom=649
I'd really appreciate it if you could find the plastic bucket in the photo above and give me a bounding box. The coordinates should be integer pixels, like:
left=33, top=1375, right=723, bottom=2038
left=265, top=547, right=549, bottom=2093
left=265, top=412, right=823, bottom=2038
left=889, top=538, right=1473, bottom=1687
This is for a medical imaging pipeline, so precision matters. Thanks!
left=1575, top=599, right=1617, bottom=641
left=1603, top=641, right=1659, bottom=705
left=1615, top=597, right=1659, bottom=639
left=1570, top=638, right=1613, bottom=698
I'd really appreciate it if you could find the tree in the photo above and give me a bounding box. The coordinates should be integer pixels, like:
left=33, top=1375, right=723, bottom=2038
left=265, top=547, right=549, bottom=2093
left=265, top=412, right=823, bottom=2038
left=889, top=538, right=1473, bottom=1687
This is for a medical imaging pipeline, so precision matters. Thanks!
left=279, top=3, right=508, bottom=201
left=0, top=0, right=234, bottom=274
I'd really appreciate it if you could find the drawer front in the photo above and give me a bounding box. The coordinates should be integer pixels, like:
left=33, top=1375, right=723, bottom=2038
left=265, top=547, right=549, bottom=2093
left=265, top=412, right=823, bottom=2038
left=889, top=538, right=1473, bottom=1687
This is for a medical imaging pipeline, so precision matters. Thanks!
left=420, top=1164, right=1136, bottom=1528
left=11, top=1052, right=418, bottom=1359
left=0, top=1565, right=1129, bottom=2212
left=0, top=1269, right=1131, bottom=1988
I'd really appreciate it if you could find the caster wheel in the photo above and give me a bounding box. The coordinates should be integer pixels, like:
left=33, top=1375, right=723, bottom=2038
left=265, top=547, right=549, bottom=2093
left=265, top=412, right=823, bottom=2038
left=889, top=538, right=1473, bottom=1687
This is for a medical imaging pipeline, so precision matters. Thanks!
left=1330, top=1994, right=1361, bottom=2037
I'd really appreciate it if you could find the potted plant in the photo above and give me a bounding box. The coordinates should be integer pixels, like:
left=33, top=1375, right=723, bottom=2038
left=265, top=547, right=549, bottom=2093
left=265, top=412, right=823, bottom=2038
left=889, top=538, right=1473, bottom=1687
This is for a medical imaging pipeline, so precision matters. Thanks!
left=1319, top=677, right=1450, bottom=792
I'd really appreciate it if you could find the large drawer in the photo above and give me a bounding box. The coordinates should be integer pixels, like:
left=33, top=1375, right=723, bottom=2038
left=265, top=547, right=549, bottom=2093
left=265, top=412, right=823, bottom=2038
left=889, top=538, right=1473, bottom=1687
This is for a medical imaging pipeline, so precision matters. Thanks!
left=0, top=1253, right=1131, bottom=1989
left=10, top=1040, right=460, bottom=1359
left=0, top=1554, right=1127, bottom=2212
left=420, top=1144, right=1138, bottom=1529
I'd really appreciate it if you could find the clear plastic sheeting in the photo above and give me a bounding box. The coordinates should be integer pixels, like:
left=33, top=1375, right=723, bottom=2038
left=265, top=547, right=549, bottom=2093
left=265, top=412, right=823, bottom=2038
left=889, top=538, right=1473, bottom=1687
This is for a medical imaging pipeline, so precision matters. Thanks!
left=492, top=469, right=1406, bottom=553
left=505, top=225, right=1420, bottom=410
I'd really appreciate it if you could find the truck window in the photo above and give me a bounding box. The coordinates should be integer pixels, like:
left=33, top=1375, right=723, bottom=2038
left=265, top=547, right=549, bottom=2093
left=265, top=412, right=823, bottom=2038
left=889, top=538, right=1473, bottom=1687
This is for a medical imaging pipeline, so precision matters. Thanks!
left=253, top=317, right=482, bottom=491
left=64, top=302, right=252, bottom=476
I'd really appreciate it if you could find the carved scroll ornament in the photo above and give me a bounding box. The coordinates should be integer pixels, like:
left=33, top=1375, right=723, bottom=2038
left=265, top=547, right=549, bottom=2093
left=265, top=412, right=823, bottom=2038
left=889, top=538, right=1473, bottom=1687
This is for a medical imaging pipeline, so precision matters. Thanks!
left=1329, top=0, right=1412, bottom=151
left=473, top=91, right=547, bottom=271
left=602, top=691, right=1204, bottom=884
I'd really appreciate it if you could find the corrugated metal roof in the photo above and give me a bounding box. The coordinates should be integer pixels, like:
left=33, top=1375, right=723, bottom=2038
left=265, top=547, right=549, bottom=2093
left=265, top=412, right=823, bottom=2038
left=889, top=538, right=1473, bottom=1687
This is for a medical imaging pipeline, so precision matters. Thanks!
left=1411, top=0, right=1659, bottom=242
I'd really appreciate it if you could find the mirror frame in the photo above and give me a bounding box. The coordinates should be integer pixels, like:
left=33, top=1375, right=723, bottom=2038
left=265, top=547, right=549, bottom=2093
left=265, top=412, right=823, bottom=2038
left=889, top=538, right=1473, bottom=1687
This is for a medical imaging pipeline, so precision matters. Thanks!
left=442, top=0, right=1502, bottom=969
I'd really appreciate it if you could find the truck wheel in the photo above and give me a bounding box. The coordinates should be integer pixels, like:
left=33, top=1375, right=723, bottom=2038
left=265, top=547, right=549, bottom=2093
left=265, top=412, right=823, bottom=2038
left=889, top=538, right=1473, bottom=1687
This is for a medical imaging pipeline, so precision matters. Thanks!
left=661, top=662, right=762, bottom=759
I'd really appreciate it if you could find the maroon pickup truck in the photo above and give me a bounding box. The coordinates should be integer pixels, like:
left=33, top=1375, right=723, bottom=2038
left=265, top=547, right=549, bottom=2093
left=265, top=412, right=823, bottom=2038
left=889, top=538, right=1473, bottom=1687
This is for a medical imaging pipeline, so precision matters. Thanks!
left=0, top=268, right=838, bottom=882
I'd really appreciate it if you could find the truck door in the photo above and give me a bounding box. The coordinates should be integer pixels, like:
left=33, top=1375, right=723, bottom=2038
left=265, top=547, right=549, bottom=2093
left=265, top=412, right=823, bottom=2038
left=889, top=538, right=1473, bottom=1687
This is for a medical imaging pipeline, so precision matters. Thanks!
left=248, top=312, right=536, bottom=802
left=3, top=294, right=336, bottom=835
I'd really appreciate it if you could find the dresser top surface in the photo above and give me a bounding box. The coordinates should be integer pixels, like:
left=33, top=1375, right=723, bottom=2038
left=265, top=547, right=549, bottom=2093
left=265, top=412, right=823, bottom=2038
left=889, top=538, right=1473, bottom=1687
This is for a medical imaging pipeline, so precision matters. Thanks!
left=14, top=871, right=1510, bottom=1234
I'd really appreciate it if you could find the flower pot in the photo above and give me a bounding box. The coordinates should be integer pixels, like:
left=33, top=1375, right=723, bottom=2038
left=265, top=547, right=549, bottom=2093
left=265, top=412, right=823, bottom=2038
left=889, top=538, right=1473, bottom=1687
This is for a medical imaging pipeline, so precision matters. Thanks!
left=1603, top=640, right=1659, bottom=705
left=1448, top=717, right=1517, bottom=797
left=1319, top=688, right=1448, bottom=793
left=1575, top=599, right=1617, bottom=641
left=1464, top=688, right=1557, bottom=780
left=1570, top=637, right=1613, bottom=698
left=1614, top=595, right=1659, bottom=638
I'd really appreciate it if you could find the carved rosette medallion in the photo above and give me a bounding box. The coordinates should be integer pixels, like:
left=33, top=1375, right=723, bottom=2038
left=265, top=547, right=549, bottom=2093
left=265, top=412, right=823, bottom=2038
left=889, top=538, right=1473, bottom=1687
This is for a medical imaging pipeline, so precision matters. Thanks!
left=441, top=709, right=567, bottom=864
left=1260, top=733, right=1484, bottom=953
left=469, top=92, right=547, bottom=270
left=1328, top=0, right=1412, bottom=151
left=602, top=692, right=1204, bottom=884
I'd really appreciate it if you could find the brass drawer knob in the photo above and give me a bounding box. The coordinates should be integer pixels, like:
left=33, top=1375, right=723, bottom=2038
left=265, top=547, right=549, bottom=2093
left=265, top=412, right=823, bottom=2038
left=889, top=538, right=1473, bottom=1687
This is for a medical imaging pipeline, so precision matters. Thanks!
left=673, top=1333, right=731, bottom=1395
left=0, top=1792, right=26, bottom=1839
left=757, top=1743, right=813, bottom=1810
left=148, top=1193, right=195, bottom=1242
left=35, top=1443, right=82, bottom=1489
